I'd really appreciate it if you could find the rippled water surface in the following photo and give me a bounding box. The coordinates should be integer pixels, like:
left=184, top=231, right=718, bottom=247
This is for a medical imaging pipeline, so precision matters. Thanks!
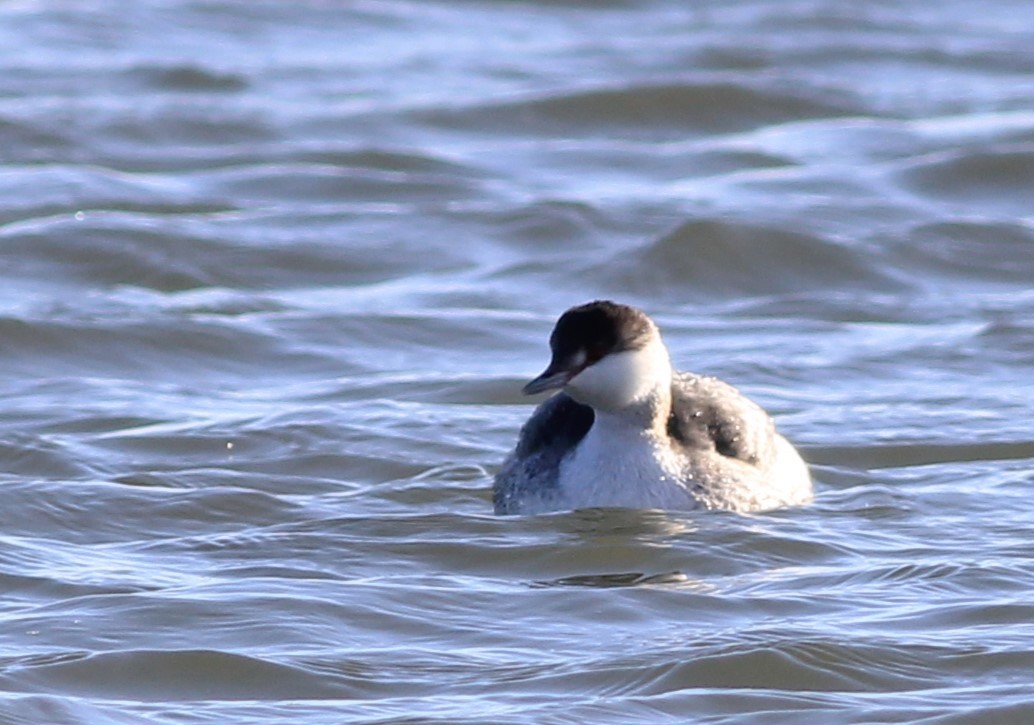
left=2, top=1, right=1034, bottom=722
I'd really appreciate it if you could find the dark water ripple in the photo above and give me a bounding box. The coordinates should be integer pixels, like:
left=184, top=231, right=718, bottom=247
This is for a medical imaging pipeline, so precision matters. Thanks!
left=416, top=80, right=862, bottom=137
left=1, top=0, right=1033, bottom=722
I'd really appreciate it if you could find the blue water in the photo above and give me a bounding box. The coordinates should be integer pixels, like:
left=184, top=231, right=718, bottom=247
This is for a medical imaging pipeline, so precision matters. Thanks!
left=1, top=1, right=1033, bottom=722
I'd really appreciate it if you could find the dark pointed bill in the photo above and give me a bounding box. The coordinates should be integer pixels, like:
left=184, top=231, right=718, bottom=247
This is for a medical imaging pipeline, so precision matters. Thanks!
left=522, top=367, right=571, bottom=395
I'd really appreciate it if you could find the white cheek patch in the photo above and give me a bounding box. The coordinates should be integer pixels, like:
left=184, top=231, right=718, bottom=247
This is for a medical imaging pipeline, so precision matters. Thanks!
left=567, top=345, right=668, bottom=412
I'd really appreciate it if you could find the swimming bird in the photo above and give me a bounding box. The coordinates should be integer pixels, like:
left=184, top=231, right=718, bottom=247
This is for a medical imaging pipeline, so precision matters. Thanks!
left=494, top=301, right=812, bottom=515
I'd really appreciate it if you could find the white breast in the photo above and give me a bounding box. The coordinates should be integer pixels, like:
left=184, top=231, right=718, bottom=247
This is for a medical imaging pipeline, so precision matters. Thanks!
left=555, top=417, right=698, bottom=511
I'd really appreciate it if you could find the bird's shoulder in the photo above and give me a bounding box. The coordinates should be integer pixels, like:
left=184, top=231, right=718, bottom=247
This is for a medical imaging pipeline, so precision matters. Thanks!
left=493, top=392, right=594, bottom=514
left=514, top=391, right=594, bottom=459
left=667, top=372, right=776, bottom=466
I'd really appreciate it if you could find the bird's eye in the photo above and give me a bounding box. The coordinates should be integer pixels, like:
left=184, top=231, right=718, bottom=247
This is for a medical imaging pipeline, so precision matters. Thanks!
left=565, top=348, right=589, bottom=371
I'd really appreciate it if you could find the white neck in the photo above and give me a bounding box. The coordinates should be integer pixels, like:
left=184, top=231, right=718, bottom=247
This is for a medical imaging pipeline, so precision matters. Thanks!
left=564, top=335, right=673, bottom=431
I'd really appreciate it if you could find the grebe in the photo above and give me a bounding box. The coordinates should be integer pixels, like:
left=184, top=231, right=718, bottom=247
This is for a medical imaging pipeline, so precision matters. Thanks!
left=494, top=300, right=812, bottom=515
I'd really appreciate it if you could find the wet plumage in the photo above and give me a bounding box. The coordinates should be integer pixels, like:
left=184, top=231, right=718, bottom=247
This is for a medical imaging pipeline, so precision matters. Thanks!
left=494, top=301, right=812, bottom=515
